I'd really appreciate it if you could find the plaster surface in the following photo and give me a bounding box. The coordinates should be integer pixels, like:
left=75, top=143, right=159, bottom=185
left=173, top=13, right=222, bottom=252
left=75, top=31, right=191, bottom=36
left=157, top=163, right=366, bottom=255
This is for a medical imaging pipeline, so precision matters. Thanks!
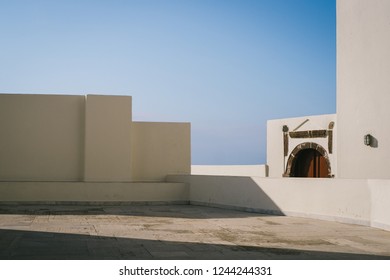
left=0, top=182, right=189, bottom=203
left=84, top=95, right=132, bottom=181
left=131, top=122, right=191, bottom=181
left=191, top=165, right=268, bottom=177
left=168, top=175, right=390, bottom=231
left=337, top=0, right=390, bottom=178
left=267, top=114, right=336, bottom=178
left=0, top=94, right=84, bottom=181
left=0, top=93, right=190, bottom=182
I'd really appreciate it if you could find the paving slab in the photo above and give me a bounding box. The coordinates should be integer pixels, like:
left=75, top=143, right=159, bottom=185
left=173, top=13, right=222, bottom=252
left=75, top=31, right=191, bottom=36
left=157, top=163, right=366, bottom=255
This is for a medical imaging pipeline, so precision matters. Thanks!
left=0, top=204, right=390, bottom=260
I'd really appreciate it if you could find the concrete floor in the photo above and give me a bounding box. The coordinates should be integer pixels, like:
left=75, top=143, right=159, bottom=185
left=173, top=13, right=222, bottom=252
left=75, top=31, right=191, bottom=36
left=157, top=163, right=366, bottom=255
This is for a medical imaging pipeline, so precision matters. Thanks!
left=0, top=204, right=390, bottom=260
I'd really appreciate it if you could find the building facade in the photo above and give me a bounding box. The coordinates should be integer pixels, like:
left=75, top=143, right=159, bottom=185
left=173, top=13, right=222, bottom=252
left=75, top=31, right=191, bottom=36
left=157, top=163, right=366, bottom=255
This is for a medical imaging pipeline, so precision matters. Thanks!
left=267, top=0, right=390, bottom=180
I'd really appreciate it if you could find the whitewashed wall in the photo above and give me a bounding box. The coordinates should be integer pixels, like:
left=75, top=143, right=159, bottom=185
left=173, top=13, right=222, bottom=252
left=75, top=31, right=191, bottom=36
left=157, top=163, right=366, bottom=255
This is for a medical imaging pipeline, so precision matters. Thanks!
left=191, top=165, right=268, bottom=177
left=168, top=174, right=390, bottom=231
left=267, top=114, right=337, bottom=177
left=337, top=0, right=390, bottom=179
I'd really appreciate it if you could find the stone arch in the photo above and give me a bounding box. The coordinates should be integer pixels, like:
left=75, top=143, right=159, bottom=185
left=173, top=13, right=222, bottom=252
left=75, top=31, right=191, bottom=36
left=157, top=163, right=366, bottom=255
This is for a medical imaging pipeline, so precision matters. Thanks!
left=284, top=142, right=332, bottom=178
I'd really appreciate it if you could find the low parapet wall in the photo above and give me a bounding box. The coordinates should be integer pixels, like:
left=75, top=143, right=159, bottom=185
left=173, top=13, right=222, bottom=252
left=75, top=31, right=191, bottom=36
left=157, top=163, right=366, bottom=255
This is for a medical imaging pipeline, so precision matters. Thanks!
left=0, top=182, right=189, bottom=204
left=191, top=165, right=268, bottom=177
left=369, top=180, right=390, bottom=231
left=167, top=175, right=390, bottom=231
left=2, top=176, right=389, bottom=232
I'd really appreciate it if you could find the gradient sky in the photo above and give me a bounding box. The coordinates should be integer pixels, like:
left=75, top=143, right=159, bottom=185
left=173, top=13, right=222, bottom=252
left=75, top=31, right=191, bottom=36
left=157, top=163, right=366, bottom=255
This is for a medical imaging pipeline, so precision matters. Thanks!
left=0, top=0, right=336, bottom=164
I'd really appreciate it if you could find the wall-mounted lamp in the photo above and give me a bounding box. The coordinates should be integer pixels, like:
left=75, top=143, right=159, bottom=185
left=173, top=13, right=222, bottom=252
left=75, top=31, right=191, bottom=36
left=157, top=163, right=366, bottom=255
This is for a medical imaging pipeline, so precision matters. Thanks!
left=364, top=134, right=372, bottom=146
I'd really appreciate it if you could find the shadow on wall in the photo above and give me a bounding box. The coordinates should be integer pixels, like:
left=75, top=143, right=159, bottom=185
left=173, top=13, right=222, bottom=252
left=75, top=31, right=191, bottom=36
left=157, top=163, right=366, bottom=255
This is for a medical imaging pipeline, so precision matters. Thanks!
left=168, top=175, right=283, bottom=215
left=0, top=229, right=388, bottom=260
left=371, top=135, right=379, bottom=148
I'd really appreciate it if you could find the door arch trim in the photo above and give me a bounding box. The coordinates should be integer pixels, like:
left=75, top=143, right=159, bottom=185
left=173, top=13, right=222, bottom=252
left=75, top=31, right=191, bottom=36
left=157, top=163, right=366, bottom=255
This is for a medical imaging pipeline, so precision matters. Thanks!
left=283, top=142, right=332, bottom=178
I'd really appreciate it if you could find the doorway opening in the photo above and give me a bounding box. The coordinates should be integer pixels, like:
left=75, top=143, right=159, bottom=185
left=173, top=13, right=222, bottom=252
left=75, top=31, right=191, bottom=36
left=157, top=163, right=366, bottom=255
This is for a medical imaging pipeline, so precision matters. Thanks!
left=291, top=149, right=328, bottom=177
left=284, top=142, right=332, bottom=178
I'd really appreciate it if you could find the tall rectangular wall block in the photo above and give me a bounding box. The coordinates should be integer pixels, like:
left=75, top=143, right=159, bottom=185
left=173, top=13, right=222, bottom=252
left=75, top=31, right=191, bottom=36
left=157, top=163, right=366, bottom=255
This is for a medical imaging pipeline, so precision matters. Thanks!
left=132, top=122, right=191, bottom=181
left=84, top=95, right=132, bottom=181
left=337, top=0, right=390, bottom=178
left=0, top=94, right=84, bottom=181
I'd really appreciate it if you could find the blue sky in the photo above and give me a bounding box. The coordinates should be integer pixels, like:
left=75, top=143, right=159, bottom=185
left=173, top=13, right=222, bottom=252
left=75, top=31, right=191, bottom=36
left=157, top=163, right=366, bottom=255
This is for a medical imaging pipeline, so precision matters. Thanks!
left=0, top=0, right=336, bottom=164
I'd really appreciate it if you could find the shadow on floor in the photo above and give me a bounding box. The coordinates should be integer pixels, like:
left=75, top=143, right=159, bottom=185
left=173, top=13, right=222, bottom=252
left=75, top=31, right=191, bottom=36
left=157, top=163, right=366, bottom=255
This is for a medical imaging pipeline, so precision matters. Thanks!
left=0, top=204, right=281, bottom=219
left=1, top=176, right=286, bottom=219
left=0, top=228, right=388, bottom=260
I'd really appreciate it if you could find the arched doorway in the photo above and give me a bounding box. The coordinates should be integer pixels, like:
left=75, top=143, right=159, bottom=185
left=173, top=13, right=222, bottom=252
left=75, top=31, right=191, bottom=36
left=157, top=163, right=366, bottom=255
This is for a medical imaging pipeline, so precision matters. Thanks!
left=291, top=148, right=328, bottom=177
left=284, top=142, right=332, bottom=178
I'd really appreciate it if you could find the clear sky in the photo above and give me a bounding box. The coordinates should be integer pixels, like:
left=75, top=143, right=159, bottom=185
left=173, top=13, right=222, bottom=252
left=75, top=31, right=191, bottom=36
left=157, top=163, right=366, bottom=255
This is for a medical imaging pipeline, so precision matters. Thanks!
left=0, top=0, right=336, bottom=164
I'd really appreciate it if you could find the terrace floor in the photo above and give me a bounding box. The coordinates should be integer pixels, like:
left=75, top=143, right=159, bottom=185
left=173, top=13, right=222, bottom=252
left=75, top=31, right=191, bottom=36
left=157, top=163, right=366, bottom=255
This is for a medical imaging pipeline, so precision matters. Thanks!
left=0, top=204, right=390, bottom=260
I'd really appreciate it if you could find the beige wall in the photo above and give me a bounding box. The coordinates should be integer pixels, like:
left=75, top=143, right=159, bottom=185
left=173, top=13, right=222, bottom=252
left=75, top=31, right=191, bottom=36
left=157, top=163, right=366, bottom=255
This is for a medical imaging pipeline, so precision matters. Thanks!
left=0, top=181, right=189, bottom=203
left=0, top=94, right=191, bottom=182
left=84, top=95, right=132, bottom=181
left=132, top=122, right=191, bottom=181
left=267, top=114, right=337, bottom=177
left=0, top=94, right=85, bottom=181
left=191, top=165, right=268, bottom=177
left=168, top=174, right=390, bottom=231
left=337, top=0, right=390, bottom=178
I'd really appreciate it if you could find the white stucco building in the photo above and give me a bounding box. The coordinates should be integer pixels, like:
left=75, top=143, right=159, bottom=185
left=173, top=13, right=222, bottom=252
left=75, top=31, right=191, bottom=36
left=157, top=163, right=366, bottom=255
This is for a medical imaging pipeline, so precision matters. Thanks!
left=1, top=0, right=390, bottom=232
left=266, top=0, right=390, bottom=180
left=176, top=0, right=390, bottom=232
left=267, top=114, right=337, bottom=178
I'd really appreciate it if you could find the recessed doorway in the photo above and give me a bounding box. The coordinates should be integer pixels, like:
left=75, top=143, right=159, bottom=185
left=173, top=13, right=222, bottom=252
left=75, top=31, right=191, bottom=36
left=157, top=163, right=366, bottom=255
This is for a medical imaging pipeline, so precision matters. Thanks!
left=291, top=148, right=329, bottom=178
left=284, top=142, right=332, bottom=178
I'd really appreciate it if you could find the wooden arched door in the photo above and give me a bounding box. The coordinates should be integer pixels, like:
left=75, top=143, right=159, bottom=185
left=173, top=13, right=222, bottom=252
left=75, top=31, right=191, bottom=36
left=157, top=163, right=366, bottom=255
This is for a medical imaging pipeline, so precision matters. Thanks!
left=291, top=148, right=329, bottom=178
